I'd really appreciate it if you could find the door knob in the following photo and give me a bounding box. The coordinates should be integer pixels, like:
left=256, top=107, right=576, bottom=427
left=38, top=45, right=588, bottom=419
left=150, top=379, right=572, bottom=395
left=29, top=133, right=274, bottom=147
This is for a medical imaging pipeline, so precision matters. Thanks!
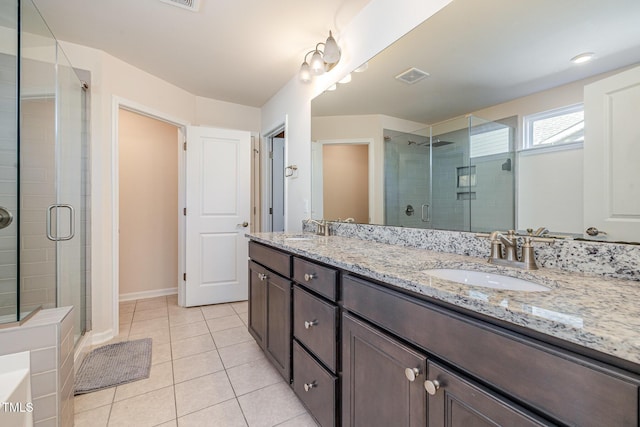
left=238, top=221, right=249, bottom=228
left=585, top=227, right=606, bottom=236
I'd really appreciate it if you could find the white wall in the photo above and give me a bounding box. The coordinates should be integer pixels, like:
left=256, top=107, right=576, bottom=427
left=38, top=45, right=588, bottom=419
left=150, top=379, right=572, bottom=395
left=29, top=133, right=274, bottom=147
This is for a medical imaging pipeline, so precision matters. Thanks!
left=59, top=41, right=261, bottom=343
left=261, top=0, right=452, bottom=231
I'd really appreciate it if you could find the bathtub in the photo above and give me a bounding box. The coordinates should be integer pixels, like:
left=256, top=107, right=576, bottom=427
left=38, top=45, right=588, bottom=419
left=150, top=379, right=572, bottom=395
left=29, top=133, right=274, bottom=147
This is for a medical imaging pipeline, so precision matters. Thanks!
left=0, top=351, right=33, bottom=427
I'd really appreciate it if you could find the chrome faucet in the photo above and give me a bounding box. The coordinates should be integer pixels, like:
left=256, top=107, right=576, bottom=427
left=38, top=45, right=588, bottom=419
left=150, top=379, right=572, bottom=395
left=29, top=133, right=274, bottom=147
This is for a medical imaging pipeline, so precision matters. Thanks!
left=308, top=219, right=330, bottom=236
left=477, top=230, right=554, bottom=270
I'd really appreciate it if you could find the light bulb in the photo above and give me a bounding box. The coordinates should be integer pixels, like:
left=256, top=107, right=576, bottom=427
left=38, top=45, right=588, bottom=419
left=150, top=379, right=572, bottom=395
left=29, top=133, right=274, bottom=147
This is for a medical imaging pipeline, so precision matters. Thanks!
left=322, top=31, right=341, bottom=64
left=299, top=62, right=311, bottom=83
left=310, top=50, right=325, bottom=75
left=339, top=73, right=352, bottom=84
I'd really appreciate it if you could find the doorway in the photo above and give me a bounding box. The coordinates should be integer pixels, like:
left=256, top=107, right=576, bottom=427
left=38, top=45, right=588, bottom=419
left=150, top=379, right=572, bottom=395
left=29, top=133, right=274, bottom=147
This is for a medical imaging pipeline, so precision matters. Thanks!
left=263, top=126, right=286, bottom=232
left=117, top=108, right=182, bottom=301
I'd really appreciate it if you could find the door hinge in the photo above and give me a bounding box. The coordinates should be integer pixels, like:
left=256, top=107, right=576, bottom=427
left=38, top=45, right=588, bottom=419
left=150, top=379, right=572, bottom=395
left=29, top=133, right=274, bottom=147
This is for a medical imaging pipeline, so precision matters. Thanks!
left=183, top=141, right=187, bottom=151
left=183, top=273, right=186, bottom=281
left=183, top=207, right=187, bottom=216
left=269, top=207, right=273, bottom=214
left=253, top=206, right=257, bottom=214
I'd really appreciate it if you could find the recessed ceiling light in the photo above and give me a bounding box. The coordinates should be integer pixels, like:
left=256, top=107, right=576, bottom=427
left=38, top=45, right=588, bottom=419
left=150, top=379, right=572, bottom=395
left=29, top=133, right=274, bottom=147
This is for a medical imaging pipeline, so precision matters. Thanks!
left=570, top=52, right=595, bottom=64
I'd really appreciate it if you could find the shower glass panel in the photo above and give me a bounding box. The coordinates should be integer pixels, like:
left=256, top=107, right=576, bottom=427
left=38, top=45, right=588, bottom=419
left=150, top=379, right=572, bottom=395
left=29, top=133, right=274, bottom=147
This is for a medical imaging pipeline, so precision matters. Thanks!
left=383, top=127, right=431, bottom=228
left=0, top=0, right=19, bottom=323
left=431, top=116, right=471, bottom=231
left=0, top=0, right=89, bottom=343
left=468, top=115, right=515, bottom=232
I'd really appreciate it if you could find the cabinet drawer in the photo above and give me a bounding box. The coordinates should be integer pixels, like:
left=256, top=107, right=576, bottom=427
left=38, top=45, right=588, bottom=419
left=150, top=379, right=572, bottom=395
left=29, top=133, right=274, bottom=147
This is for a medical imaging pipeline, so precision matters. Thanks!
left=249, top=241, right=292, bottom=278
left=293, top=341, right=337, bottom=427
left=293, top=257, right=337, bottom=301
left=293, top=285, right=338, bottom=372
left=343, top=274, right=639, bottom=427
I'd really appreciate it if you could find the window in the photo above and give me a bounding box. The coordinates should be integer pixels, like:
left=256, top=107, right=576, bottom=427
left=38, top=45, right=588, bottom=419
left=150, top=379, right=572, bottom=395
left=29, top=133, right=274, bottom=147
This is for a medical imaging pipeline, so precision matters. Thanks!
left=523, top=104, right=584, bottom=150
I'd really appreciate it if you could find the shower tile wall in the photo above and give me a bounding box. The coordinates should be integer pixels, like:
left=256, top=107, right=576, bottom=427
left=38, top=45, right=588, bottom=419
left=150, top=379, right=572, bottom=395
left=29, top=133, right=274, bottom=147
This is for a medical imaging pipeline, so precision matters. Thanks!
left=431, top=142, right=468, bottom=231
left=0, top=53, right=18, bottom=319
left=470, top=155, right=515, bottom=232
left=384, top=140, right=430, bottom=228
left=20, top=98, right=57, bottom=313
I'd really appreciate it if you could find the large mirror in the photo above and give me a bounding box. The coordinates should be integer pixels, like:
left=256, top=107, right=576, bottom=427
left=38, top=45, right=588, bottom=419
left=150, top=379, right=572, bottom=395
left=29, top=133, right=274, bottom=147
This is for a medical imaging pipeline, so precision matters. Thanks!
left=311, top=0, right=640, bottom=242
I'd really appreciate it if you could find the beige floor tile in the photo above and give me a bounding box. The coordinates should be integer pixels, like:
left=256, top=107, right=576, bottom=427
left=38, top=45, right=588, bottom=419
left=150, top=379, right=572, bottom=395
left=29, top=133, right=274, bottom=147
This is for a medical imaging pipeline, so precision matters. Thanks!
left=200, top=304, right=235, bottom=319
left=119, top=311, right=134, bottom=325
left=132, top=306, right=168, bottom=322
left=178, top=398, right=247, bottom=427
left=119, top=302, right=136, bottom=314
left=74, top=404, right=111, bottom=427
left=135, top=297, right=168, bottom=312
left=238, top=382, right=306, bottom=427
left=212, top=326, right=254, bottom=348
left=206, top=314, right=244, bottom=333
left=231, top=301, right=248, bottom=314
left=170, top=320, right=210, bottom=341
left=152, top=341, right=173, bottom=365
left=173, top=350, right=224, bottom=384
left=172, top=334, right=216, bottom=360
left=174, top=371, right=235, bottom=417
left=276, top=413, right=320, bottom=427
left=156, top=420, right=177, bottom=427
left=218, top=341, right=265, bottom=369
left=129, top=317, right=169, bottom=336
left=129, top=328, right=171, bottom=345
left=169, top=309, right=204, bottom=326
left=114, top=361, right=173, bottom=402
left=167, top=294, right=179, bottom=306
left=74, top=388, right=115, bottom=414
left=227, top=357, right=283, bottom=396
left=238, top=311, right=248, bottom=326
left=108, top=386, right=176, bottom=427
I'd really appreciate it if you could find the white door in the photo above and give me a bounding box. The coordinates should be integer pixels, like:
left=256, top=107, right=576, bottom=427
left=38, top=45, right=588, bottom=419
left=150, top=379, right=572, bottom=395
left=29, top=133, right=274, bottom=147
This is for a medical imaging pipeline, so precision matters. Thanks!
left=584, top=65, right=640, bottom=242
left=185, top=126, right=251, bottom=306
left=271, top=137, right=285, bottom=232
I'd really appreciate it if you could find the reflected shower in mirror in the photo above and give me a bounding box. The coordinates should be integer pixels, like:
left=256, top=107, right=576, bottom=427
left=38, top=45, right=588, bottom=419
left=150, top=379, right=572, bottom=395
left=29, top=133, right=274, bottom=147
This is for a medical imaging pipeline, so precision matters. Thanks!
left=310, top=0, right=640, bottom=242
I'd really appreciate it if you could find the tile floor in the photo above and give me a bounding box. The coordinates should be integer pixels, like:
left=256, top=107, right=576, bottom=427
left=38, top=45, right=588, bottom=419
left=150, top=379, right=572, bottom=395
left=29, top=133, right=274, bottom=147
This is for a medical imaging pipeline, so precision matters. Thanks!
left=73, top=295, right=318, bottom=427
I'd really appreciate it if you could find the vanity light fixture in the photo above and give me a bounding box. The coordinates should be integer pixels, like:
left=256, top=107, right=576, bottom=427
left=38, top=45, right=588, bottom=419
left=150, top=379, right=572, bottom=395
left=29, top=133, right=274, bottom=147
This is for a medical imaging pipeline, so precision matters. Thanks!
left=338, top=73, right=352, bottom=84
left=570, top=52, right=595, bottom=64
left=299, top=31, right=341, bottom=83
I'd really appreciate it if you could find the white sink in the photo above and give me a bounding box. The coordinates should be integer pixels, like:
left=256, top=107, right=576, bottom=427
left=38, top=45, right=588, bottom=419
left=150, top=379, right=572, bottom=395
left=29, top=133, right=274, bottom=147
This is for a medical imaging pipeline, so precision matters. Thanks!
left=424, top=269, right=550, bottom=292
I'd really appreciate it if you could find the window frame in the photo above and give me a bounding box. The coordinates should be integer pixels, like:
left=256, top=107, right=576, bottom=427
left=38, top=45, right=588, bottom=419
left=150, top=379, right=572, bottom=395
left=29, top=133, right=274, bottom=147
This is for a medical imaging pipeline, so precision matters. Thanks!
left=522, top=103, right=584, bottom=152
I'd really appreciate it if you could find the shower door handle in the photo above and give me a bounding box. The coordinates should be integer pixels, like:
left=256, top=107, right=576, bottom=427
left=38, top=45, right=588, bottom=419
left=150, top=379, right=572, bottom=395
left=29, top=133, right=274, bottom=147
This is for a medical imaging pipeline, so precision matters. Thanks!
left=47, top=204, right=76, bottom=241
left=421, top=204, right=431, bottom=222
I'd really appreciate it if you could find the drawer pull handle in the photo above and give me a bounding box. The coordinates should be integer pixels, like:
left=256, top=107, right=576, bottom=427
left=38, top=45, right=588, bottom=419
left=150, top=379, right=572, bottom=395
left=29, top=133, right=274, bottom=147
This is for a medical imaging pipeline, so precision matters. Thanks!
left=304, top=381, right=317, bottom=392
left=258, top=273, right=268, bottom=281
left=404, top=367, right=421, bottom=382
left=304, top=320, right=318, bottom=329
left=304, top=273, right=317, bottom=281
left=424, top=379, right=441, bottom=395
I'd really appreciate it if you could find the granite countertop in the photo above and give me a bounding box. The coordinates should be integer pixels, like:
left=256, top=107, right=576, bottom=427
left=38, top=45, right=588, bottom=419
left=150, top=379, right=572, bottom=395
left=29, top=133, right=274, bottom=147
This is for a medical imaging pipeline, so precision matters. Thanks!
left=248, top=232, right=640, bottom=367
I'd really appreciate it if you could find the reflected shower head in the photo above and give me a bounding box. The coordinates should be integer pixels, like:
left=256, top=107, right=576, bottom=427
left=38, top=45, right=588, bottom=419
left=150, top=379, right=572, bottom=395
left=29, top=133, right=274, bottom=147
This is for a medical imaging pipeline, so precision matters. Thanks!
left=432, top=138, right=455, bottom=147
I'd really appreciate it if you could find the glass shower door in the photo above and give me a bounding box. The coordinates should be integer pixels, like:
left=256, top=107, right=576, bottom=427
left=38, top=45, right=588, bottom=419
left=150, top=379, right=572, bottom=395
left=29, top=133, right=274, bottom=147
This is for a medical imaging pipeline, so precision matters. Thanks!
left=55, top=50, right=87, bottom=344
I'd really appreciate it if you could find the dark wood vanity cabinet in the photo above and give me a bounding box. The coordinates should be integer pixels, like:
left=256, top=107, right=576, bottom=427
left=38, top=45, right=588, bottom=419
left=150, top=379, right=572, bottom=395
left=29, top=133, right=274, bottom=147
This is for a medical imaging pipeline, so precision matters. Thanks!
left=248, top=241, right=640, bottom=427
left=248, top=242, right=293, bottom=381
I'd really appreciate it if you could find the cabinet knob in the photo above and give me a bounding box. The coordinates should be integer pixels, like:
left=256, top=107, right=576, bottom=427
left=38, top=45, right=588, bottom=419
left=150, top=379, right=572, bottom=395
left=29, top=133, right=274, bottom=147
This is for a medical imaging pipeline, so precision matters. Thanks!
left=304, top=273, right=317, bottom=281
left=304, top=381, right=317, bottom=392
left=404, top=367, right=421, bottom=382
left=258, top=273, right=268, bottom=281
left=304, top=320, right=318, bottom=329
left=424, top=379, right=441, bottom=395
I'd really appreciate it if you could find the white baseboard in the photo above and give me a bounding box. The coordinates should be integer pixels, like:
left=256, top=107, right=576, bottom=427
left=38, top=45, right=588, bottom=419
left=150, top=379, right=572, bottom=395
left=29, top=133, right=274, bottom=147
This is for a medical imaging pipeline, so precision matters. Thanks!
left=119, top=287, right=178, bottom=302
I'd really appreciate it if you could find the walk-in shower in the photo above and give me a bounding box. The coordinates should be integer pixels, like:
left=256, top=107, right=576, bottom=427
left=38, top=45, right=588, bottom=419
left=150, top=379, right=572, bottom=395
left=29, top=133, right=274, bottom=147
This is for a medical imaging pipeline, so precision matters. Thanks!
left=1, top=0, right=90, bottom=345
left=384, top=115, right=515, bottom=232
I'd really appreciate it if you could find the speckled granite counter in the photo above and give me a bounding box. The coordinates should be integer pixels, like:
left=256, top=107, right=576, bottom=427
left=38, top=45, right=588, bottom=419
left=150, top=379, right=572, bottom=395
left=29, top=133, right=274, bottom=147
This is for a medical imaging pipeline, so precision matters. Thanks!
left=248, top=232, right=640, bottom=368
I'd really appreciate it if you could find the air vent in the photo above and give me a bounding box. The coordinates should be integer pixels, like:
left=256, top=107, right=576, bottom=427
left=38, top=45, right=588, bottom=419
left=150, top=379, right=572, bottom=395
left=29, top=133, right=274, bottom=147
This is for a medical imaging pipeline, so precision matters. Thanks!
left=395, top=67, right=430, bottom=85
left=159, top=0, right=200, bottom=12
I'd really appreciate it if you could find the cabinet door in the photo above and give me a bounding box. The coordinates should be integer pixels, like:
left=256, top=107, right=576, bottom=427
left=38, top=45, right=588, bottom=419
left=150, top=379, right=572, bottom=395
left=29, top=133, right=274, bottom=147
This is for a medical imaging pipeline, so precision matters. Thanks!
left=265, top=273, right=292, bottom=381
left=342, top=313, right=427, bottom=427
left=426, top=361, right=551, bottom=427
left=248, top=261, right=267, bottom=348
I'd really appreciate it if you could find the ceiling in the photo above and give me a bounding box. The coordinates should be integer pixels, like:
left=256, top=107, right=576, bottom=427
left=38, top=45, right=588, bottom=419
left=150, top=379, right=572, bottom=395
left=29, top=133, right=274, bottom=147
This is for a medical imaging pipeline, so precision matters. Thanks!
left=311, top=0, right=640, bottom=124
left=31, top=0, right=372, bottom=107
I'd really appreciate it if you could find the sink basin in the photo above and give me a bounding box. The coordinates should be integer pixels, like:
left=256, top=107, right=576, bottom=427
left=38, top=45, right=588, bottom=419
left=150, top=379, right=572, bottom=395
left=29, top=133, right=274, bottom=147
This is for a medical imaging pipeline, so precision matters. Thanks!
left=424, top=269, right=550, bottom=292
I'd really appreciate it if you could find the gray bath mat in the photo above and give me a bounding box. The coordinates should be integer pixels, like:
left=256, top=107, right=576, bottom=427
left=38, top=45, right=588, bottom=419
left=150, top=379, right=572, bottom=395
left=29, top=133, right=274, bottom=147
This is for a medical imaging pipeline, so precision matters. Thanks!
left=74, top=338, right=152, bottom=395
